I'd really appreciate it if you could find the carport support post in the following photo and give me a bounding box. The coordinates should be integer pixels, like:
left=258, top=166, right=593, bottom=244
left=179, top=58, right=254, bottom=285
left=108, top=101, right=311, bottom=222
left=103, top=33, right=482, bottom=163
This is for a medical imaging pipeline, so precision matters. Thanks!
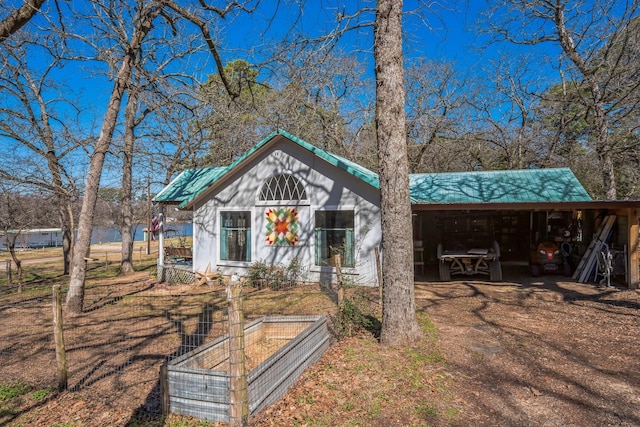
left=628, top=208, right=639, bottom=290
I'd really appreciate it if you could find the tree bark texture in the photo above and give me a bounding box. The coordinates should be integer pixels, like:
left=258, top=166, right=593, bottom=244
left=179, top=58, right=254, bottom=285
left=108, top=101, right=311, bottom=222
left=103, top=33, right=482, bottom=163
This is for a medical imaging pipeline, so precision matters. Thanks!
left=552, top=2, right=617, bottom=199
left=44, top=149, right=74, bottom=275
left=66, top=3, right=161, bottom=312
left=374, top=0, right=422, bottom=346
left=120, top=85, right=138, bottom=275
left=0, top=0, right=46, bottom=43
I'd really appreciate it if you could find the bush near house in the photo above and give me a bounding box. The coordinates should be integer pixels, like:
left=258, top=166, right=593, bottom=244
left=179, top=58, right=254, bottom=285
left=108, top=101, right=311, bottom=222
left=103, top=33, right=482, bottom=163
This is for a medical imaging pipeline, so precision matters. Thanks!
left=246, top=258, right=304, bottom=290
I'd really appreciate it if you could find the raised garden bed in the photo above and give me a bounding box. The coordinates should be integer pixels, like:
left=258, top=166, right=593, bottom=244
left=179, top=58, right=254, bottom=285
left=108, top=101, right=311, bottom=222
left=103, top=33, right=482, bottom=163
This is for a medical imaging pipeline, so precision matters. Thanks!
left=163, top=315, right=329, bottom=422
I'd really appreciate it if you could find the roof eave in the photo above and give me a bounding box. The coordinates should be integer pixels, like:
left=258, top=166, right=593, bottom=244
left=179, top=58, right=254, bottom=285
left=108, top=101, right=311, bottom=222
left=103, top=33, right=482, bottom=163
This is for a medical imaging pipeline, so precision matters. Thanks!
left=411, top=200, right=640, bottom=211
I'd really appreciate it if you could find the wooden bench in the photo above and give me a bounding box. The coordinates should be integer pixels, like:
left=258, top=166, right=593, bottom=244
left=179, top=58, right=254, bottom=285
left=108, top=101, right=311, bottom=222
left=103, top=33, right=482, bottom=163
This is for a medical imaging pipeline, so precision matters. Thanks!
left=164, top=246, right=193, bottom=260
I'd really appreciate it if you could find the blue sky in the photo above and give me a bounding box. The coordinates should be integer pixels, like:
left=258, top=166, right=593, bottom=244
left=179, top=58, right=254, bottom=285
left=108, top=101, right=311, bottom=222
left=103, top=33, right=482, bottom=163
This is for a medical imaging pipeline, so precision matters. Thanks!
left=36, top=2, right=502, bottom=125
left=1, top=0, right=561, bottom=190
left=220, top=1, right=492, bottom=76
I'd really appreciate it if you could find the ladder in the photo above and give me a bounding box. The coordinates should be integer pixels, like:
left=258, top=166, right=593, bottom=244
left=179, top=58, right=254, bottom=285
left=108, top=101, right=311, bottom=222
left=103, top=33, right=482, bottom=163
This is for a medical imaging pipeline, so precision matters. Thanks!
left=572, top=215, right=616, bottom=283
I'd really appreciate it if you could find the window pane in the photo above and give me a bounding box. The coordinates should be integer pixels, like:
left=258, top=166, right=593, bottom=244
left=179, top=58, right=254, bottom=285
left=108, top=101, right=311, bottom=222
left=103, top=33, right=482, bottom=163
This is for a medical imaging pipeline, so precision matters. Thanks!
left=259, top=173, right=307, bottom=201
left=315, top=210, right=354, bottom=267
left=221, top=211, right=251, bottom=262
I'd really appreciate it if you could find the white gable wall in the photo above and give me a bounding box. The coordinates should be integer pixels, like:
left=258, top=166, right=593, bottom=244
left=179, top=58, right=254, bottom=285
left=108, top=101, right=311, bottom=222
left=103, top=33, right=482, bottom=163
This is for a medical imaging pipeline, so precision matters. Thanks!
left=192, top=138, right=381, bottom=285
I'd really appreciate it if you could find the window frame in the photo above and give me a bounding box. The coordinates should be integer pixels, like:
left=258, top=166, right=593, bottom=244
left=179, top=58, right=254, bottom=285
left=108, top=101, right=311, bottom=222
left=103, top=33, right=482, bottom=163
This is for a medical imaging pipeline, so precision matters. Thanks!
left=313, top=208, right=356, bottom=268
left=219, top=210, right=252, bottom=263
left=256, top=172, right=309, bottom=206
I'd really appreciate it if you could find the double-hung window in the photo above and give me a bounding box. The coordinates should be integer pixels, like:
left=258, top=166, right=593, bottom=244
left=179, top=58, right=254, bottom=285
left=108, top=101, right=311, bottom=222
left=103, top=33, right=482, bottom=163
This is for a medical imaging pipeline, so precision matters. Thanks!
left=314, top=210, right=354, bottom=267
left=220, top=211, right=251, bottom=262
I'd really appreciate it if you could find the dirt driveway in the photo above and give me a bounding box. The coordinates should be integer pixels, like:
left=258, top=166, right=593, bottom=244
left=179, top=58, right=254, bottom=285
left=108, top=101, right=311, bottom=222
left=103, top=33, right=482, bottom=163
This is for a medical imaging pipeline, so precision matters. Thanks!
left=415, top=273, right=640, bottom=426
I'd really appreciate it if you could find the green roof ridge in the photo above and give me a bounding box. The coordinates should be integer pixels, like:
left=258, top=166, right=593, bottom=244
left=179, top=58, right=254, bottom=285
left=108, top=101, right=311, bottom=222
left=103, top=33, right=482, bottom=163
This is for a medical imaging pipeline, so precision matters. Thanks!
left=156, top=132, right=591, bottom=209
left=276, top=129, right=380, bottom=189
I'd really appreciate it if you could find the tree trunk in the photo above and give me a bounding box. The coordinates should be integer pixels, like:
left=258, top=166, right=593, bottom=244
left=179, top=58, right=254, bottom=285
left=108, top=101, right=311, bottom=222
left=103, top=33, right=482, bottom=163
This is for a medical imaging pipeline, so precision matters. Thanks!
left=0, top=0, right=46, bottom=43
left=120, top=83, right=138, bottom=275
left=57, top=195, right=74, bottom=275
left=66, top=3, right=161, bottom=313
left=9, top=245, right=22, bottom=293
left=592, top=97, right=617, bottom=199
left=374, top=0, right=422, bottom=346
left=61, top=227, right=72, bottom=275
left=553, top=3, right=617, bottom=199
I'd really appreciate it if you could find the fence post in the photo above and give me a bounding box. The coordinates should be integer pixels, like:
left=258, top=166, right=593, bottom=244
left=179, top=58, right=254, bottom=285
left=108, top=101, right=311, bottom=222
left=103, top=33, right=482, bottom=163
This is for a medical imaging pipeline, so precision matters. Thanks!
left=52, top=285, right=68, bottom=391
left=375, top=247, right=383, bottom=305
left=227, top=275, right=248, bottom=426
left=160, top=363, right=169, bottom=415
left=335, top=254, right=344, bottom=306
left=5, top=259, right=11, bottom=287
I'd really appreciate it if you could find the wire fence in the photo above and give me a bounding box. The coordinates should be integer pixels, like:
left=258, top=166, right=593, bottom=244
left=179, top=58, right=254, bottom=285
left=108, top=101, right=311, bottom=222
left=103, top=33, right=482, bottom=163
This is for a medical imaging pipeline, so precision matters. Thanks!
left=0, top=255, right=377, bottom=425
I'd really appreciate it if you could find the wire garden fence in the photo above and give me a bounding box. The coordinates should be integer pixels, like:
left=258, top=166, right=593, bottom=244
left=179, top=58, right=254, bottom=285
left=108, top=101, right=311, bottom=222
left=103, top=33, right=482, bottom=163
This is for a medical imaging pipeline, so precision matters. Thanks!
left=0, top=255, right=377, bottom=425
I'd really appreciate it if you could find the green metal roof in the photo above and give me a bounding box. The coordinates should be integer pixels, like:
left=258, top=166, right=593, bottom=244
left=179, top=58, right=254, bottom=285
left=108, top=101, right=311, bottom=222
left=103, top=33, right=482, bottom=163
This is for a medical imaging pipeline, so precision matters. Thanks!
left=174, top=129, right=380, bottom=208
left=153, top=166, right=227, bottom=204
left=409, top=168, right=592, bottom=204
left=280, top=130, right=380, bottom=189
left=155, top=132, right=591, bottom=209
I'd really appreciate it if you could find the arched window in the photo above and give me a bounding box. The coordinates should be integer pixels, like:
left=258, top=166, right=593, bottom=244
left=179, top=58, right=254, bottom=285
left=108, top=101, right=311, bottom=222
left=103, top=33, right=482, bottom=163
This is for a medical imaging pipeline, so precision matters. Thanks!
left=259, top=173, right=307, bottom=201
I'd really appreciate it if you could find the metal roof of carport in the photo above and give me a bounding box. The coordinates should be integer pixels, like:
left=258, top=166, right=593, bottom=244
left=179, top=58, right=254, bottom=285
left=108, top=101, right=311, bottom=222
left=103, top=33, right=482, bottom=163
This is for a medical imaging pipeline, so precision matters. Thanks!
left=410, top=168, right=592, bottom=205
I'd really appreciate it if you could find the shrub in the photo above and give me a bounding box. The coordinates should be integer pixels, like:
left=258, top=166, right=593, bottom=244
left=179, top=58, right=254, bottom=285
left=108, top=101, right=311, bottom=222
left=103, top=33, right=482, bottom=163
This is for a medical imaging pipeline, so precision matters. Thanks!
left=332, top=288, right=380, bottom=339
left=246, top=258, right=304, bottom=290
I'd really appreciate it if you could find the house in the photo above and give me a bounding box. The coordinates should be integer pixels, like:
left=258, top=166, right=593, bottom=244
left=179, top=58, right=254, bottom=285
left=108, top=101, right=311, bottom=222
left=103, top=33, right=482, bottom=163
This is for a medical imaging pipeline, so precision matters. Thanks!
left=153, top=130, right=382, bottom=285
left=0, top=228, right=63, bottom=249
left=154, top=130, right=640, bottom=289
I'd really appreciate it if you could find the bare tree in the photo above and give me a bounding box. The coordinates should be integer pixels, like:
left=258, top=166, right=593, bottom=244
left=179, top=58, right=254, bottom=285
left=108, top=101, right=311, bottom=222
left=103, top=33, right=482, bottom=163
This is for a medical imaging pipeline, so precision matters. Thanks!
left=485, top=0, right=640, bottom=199
left=375, top=0, right=422, bottom=346
left=467, top=54, right=541, bottom=170
left=198, top=50, right=372, bottom=166
left=0, top=0, right=46, bottom=43
left=0, top=184, right=58, bottom=292
left=65, top=1, right=164, bottom=312
left=0, top=35, right=80, bottom=275
left=119, top=87, right=138, bottom=274
left=118, top=33, right=204, bottom=274
left=405, top=59, right=469, bottom=173
left=65, top=0, right=263, bottom=312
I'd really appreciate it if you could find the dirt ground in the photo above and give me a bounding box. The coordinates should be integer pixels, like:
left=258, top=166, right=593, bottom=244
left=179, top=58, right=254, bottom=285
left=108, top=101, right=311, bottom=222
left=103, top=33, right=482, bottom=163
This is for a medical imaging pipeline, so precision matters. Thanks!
left=250, top=269, right=640, bottom=427
left=1, top=264, right=639, bottom=426
left=414, top=273, right=640, bottom=426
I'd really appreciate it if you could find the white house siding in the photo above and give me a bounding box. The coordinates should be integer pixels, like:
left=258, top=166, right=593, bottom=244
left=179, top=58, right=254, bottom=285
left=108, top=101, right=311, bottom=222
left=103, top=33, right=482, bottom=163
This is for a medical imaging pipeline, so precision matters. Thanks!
left=192, top=138, right=381, bottom=285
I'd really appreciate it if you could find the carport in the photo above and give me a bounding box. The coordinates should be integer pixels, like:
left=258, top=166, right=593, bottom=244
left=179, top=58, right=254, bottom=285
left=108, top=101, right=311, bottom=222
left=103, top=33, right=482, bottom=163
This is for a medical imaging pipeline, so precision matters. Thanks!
left=409, top=169, right=640, bottom=289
